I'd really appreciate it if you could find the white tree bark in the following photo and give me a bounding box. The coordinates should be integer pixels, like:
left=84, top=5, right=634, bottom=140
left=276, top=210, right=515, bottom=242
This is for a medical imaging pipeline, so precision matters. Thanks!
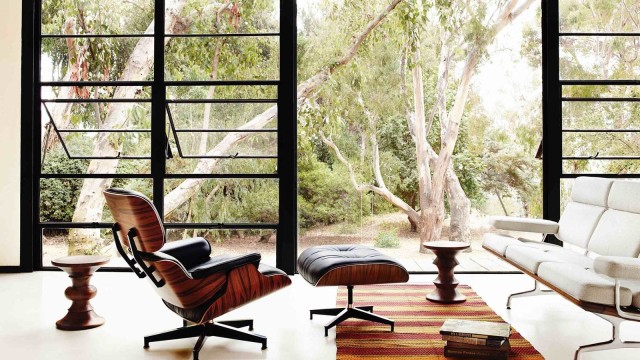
left=68, top=0, right=188, bottom=254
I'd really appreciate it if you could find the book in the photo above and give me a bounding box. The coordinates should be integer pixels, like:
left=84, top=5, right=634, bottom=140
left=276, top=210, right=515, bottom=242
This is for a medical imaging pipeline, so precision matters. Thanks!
left=442, top=334, right=505, bottom=347
left=444, top=340, right=510, bottom=359
left=440, top=319, right=511, bottom=340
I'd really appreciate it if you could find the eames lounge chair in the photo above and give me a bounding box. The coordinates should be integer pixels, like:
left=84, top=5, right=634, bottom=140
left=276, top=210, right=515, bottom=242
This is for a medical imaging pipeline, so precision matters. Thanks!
left=103, top=188, right=291, bottom=359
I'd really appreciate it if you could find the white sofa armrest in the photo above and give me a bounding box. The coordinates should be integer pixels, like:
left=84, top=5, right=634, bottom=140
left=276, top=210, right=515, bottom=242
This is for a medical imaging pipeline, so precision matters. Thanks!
left=487, top=216, right=559, bottom=234
left=594, top=256, right=640, bottom=281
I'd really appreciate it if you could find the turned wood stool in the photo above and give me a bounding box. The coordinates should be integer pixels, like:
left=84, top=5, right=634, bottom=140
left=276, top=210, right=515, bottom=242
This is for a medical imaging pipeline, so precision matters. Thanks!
left=423, top=241, right=470, bottom=304
left=52, top=255, right=110, bottom=330
left=297, top=245, right=409, bottom=336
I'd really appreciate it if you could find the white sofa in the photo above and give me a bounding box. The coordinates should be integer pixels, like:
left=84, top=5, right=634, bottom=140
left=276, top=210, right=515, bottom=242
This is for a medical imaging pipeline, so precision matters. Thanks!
left=482, top=177, right=640, bottom=359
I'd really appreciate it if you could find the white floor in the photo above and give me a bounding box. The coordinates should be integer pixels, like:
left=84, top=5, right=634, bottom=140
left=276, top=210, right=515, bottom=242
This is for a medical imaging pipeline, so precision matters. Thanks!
left=1, top=272, right=640, bottom=359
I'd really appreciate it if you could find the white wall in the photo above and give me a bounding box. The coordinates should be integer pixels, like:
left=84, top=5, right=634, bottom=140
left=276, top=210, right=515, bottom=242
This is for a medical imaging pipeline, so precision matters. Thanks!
left=0, top=0, right=22, bottom=266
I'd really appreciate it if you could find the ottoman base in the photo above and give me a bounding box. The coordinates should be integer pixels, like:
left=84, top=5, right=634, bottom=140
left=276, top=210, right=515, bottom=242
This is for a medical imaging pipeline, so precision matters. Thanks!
left=310, top=285, right=394, bottom=336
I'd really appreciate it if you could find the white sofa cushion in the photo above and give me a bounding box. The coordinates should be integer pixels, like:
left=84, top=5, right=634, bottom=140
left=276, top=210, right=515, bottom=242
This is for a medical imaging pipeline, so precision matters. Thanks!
left=557, top=202, right=605, bottom=248
left=483, top=233, right=559, bottom=257
left=488, top=216, right=558, bottom=234
left=587, top=209, right=640, bottom=257
left=538, top=262, right=633, bottom=306
left=505, top=246, right=594, bottom=274
left=571, top=177, right=613, bottom=207
left=608, top=180, right=640, bottom=214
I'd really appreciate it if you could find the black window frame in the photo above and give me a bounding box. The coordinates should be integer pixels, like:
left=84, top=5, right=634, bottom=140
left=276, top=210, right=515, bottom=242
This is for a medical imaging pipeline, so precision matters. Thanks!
left=19, top=0, right=297, bottom=274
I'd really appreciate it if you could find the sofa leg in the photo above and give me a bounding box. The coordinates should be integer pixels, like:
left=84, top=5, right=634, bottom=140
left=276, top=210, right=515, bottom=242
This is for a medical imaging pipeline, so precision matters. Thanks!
left=575, top=314, right=640, bottom=360
left=506, top=280, right=554, bottom=309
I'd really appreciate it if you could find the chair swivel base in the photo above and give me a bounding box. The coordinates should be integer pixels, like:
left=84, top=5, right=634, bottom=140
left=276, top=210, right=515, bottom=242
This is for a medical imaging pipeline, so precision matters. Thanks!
left=310, top=285, right=395, bottom=337
left=143, top=319, right=266, bottom=360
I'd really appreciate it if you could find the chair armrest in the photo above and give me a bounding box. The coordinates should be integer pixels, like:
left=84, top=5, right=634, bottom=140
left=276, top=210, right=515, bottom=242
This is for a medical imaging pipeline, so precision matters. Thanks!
left=488, top=216, right=559, bottom=234
left=594, top=256, right=640, bottom=281
left=159, top=237, right=211, bottom=268
left=189, top=253, right=262, bottom=279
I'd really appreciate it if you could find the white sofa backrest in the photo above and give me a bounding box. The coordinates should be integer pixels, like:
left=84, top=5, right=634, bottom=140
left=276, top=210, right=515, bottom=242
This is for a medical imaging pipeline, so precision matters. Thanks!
left=587, top=180, right=640, bottom=257
left=557, top=177, right=612, bottom=248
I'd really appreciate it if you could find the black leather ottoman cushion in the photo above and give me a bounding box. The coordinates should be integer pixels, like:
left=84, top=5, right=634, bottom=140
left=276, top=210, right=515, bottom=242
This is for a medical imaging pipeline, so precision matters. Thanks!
left=297, top=245, right=409, bottom=286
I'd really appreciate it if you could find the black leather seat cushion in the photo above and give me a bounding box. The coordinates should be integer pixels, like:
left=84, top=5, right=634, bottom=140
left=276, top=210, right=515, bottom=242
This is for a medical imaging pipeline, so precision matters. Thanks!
left=159, top=237, right=211, bottom=268
left=297, top=245, right=405, bottom=285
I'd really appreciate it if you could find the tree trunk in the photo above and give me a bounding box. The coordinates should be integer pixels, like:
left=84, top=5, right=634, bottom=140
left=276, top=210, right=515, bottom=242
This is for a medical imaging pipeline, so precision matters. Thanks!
left=68, top=0, right=188, bottom=254
left=446, top=169, right=471, bottom=242
left=418, top=197, right=446, bottom=253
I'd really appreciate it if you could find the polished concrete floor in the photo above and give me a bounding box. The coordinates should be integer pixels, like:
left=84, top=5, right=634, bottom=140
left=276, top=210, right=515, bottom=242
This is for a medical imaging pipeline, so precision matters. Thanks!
left=1, top=272, right=639, bottom=359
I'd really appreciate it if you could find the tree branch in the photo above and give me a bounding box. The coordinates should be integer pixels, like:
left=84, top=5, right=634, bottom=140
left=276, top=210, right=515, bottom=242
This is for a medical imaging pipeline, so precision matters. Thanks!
left=321, top=134, right=420, bottom=223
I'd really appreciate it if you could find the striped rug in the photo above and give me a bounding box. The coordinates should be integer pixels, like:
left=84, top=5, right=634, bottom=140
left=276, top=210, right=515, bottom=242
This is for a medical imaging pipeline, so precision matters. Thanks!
left=336, top=284, right=543, bottom=359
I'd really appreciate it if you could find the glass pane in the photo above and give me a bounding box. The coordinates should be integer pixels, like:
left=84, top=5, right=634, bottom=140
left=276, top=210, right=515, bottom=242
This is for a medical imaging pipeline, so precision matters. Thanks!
left=165, top=37, right=279, bottom=81
left=42, top=228, right=129, bottom=268
left=169, top=131, right=277, bottom=157
left=41, top=38, right=154, bottom=82
left=41, top=0, right=154, bottom=35
left=166, top=157, right=277, bottom=175
left=39, top=178, right=153, bottom=222
left=563, top=159, right=640, bottom=174
left=297, top=0, right=542, bottom=272
left=563, top=132, right=640, bottom=157
left=165, top=228, right=277, bottom=267
left=559, top=0, right=640, bottom=33
left=562, top=100, right=640, bottom=130
left=169, top=0, right=279, bottom=35
left=164, top=178, right=278, bottom=224
left=167, top=85, right=277, bottom=100
left=167, top=103, right=277, bottom=129
left=560, top=36, right=640, bottom=80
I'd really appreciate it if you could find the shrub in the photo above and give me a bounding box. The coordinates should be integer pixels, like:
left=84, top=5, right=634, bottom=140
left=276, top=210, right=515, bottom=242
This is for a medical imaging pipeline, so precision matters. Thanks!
left=374, top=230, right=400, bottom=248
left=40, top=151, right=85, bottom=222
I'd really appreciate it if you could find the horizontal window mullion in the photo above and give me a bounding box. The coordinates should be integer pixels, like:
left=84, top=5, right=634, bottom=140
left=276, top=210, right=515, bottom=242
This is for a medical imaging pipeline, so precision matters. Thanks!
left=562, top=156, right=640, bottom=160
left=40, top=174, right=153, bottom=179
left=41, top=98, right=151, bottom=103
left=166, top=99, right=277, bottom=104
left=562, top=97, right=640, bottom=102
left=163, top=173, right=279, bottom=179
left=180, top=155, right=277, bottom=159
left=68, top=156, right=151, bottom=160
left=559, top=32, right=640, bottom=37
left=562, top=129, right=640, bottom=133
left=57, top=129, right=151, bottom=133
left=560, top=80, right=640, bottom=86
left=174, top=129, right=277, bottom=133
left=164, top=80, right=279, bottom=86
left=560, top=173, right=640, bottom=178
left=163, top=223, right=278, bottom=230
left=40, top=222, right=114, bottom=229
left=41, top=34, right=154, bottom=38
left=165, top=32, right=280, bottom=38
left=40, top=81, right=154, bottom=87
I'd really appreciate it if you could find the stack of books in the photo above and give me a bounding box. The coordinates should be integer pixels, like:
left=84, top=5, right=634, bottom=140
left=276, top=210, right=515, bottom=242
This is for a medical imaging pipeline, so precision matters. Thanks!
left=440, top=319, right=512, bottom=359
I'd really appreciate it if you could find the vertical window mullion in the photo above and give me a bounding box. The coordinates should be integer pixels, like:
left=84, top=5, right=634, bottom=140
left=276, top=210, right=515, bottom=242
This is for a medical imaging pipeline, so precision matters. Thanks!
left=153, top=0, right=166, bottom=218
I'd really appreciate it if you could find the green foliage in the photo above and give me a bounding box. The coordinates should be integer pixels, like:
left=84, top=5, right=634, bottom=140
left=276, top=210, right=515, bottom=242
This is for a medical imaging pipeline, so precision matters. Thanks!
left=40, top=151, right=85, bottom=222
left=374, top=230, right=400, bottom=248
left=298, top=157, right=370, bottom=228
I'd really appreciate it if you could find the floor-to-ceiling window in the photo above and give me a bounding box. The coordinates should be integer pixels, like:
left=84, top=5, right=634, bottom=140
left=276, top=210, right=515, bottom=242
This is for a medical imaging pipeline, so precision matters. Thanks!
left=557, top=0, right=640, bottom=209
left=33, top=0, right=297, bottom=272
left=295, top=0, right=543, bottom=272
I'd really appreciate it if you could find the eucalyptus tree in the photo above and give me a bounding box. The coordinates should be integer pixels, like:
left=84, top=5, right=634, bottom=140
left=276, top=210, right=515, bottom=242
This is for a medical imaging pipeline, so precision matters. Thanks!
left=321, top=0, right=536, bottom=251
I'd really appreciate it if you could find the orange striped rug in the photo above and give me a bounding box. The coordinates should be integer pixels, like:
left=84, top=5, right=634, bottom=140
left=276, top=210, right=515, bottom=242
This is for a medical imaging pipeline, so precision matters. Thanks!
left=336, top=284, right=543, bottom=359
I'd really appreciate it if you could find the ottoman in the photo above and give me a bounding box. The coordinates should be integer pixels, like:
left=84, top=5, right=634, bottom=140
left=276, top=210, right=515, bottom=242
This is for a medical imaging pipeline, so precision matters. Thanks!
left=297, top=245, right=409, bottom=336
